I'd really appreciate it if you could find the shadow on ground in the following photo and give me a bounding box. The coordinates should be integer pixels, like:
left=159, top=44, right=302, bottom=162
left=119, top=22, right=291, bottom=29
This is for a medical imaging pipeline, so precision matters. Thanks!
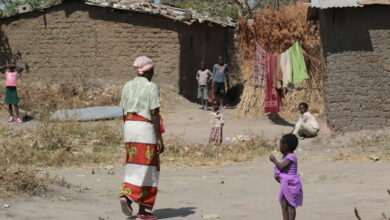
left=154, top=207, right=197, bottom=219
left=267, top=113, right=295, bottom=127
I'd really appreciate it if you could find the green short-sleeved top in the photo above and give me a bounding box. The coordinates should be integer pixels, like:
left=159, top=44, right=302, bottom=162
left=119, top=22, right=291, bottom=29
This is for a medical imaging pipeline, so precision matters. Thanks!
left=120, top=76, right=160, bottom=120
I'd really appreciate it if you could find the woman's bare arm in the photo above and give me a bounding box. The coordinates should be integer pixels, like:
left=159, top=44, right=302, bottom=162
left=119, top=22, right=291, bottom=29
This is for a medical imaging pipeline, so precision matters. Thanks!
left=150, top=107, right=164, bottom=154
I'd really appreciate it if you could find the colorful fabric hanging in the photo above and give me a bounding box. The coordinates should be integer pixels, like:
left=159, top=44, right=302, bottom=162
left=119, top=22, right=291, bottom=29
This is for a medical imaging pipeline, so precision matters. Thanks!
left=264, top=54, right=282, bottom=113
left=280, top=50, right=292, bottom=88
left=289, top=42, right=309, bottom=84
left=253, top=43, right=268, bottom=88
left=274, top=54, right=283, bottom=89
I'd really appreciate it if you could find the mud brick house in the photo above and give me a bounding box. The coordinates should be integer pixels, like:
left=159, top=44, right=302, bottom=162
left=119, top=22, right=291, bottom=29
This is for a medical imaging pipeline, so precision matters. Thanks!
left=307, top=0, right=390, bottom=132
left=0, top=0, right=235, bottom=100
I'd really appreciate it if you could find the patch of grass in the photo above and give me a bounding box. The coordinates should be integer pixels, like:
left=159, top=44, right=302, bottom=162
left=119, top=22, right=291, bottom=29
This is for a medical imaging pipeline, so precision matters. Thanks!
left=162, top=137, right=273, bottom=167
left=0, top=79, right=180, bottom=119
left=0, top=119, right=273, bottom=197
left=0, top=169, right=47, bottom=198
left=0, top=121, right=274, bottom=168
left=0, top=121, right=123, bottom=168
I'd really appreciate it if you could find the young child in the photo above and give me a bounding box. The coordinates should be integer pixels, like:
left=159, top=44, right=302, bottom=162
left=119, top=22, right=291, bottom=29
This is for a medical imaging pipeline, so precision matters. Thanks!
left=293, top=102, right=319, bottom=138
left=196, top=62, right=213, bottom=110
left=209, top=99, right=224, bottom=144
left=269, top=134, right=303, bottom=220
left=0, top=61, right=25, bottom=123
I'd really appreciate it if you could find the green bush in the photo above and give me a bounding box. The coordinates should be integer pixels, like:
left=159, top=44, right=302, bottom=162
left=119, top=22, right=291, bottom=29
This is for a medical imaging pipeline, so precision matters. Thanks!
left=28, top=0, right=41, bottom=10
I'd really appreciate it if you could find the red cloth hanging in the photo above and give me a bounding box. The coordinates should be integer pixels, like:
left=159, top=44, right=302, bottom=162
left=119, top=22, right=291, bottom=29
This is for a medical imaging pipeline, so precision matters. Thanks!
left=264, top=54, right=283, bottom=113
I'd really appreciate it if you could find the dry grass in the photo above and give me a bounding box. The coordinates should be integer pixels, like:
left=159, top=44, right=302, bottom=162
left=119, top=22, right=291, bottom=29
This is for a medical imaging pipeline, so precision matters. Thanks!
left=162, top=137, right=274, bottom=167
left=0, top=118, right=274, bottom=197
left=0, top=121, right=123, bottom=168
left=330, top=136, right=390, bottom=162
left=0, top=169, right=47, bottom=198
left=0, top=78, right=180, bottom=120
left=0, top=120, right=124, bottom=198
left=236, top=3, right=324, bottom=118
left=0, top=121, right=274, bottom=169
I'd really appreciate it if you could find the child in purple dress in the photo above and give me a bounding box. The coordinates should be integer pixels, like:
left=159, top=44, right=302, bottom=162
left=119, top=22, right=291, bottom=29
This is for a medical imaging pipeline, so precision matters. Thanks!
left=269, top=134, right=303, bottom=220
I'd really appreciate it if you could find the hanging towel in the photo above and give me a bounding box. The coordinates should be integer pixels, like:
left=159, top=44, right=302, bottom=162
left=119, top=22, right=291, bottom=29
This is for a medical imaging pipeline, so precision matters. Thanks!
left=280, top=50, right=292, bottom=88
left=273, top=55, right=283, bottom=89
left=264, top=54, right=282, bottom=113
left=253, top=43, right=268, bottom=88
left=289, top=42, right=309, bottom=84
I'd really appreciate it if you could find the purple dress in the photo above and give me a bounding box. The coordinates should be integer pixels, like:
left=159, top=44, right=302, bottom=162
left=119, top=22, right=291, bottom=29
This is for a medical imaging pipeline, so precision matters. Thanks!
left=274, top=153, right=303, bottom=207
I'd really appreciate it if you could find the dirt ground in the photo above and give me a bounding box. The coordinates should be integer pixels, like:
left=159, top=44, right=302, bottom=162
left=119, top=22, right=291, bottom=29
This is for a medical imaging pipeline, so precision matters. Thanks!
left=1, top=100, right=389, bottom=220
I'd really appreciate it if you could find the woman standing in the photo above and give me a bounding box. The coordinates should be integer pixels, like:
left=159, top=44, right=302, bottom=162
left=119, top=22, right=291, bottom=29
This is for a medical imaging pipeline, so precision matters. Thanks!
left=119, top=56, right=164, bottom=220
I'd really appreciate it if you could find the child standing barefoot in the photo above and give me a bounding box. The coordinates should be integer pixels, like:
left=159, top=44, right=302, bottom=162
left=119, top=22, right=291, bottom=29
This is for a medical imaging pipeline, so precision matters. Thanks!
left=196, top=62, right=213, bottom=110
left=209, top=99, right=224, bottom=144
left=269, top=134, right=303, bottom=220
left=0, top=60, right=25, bottom=123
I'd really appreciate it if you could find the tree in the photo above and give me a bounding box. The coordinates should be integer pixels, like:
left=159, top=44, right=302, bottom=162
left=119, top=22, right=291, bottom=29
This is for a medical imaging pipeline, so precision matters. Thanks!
left=0, top=0, right=62, bottom=17
left=0, top=0, right=24, bottom=17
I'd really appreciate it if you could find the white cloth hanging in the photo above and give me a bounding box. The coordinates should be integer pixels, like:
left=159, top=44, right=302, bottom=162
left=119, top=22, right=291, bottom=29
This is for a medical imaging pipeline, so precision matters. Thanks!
left=280, top=50, right=292, bottom=88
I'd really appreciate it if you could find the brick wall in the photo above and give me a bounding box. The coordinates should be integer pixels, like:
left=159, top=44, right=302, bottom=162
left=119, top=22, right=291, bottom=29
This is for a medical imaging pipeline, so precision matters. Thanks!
left=0, top=1, right=229, bottom=101
left=319, top=6, right=390, bottom=131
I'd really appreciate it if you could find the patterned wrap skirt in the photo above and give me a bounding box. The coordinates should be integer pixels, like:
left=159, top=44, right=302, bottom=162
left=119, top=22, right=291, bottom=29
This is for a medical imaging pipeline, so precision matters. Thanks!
left=121, top=113, right=160, bottom=209
left=210, top=126, right=223, bottom=143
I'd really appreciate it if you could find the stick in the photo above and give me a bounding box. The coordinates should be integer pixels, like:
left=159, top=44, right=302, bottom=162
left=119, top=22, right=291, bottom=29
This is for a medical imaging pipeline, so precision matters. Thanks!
left=354, top=207, right=362, bottom=220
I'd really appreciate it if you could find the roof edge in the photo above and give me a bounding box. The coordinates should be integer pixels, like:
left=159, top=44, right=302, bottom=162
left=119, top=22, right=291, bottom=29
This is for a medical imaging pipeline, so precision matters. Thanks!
left=0, top=0, right=236, bottom=27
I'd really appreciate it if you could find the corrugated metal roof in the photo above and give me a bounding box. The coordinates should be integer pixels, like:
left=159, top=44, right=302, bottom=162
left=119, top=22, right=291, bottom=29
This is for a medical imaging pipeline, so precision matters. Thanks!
left=358, top=0, right=390, bottom=5
left=307, top=0, right=363, bottom=8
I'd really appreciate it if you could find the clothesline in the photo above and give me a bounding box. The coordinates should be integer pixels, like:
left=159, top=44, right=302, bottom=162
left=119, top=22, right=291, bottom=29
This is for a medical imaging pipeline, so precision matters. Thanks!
left=252, top=41, right=309, bottom=113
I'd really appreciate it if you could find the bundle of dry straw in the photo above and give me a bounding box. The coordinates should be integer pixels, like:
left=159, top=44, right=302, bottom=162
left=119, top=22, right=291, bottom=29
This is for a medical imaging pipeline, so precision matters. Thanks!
left=236, top=4, right=324, bottom=119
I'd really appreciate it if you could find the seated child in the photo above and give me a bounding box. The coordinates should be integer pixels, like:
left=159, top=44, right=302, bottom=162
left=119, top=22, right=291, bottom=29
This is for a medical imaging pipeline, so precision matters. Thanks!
left=209, top=99, right=224, bottom=144
left=269, top=134, right=303, bottom=220
left=293, top=102, right=319, bottom=138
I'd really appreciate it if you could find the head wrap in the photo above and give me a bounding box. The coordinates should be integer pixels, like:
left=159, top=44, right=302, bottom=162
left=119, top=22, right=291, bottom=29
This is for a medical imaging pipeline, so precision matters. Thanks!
left=133, top=56, right=154, bottom=75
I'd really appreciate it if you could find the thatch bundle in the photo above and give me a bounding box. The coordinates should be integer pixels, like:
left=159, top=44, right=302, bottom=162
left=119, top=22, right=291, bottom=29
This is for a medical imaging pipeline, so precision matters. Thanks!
left=236, top=4, right=324, bottom=119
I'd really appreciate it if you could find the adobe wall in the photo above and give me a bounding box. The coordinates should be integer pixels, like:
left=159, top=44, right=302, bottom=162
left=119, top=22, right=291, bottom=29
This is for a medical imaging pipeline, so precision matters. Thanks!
left=0, top=1, right=230, bottom=100
left=319, top=6, right=390, bottom=131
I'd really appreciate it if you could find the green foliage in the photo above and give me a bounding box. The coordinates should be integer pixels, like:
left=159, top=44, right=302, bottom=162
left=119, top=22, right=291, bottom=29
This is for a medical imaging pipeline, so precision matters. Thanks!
left=28, top=0, right=41, bottom=10
left=46, top=0, right=62, bottom=6
left=0, top=0, right=63, bottom=18
left=0, top=0, right=25, bottom=17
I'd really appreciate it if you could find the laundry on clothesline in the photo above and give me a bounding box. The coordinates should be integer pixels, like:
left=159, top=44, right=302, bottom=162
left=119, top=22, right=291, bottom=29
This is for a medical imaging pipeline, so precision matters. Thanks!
left=252, top=41, right=308, bottom=113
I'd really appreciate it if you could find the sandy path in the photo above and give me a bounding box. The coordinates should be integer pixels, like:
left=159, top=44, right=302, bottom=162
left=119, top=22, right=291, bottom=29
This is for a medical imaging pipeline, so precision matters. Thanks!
left=1, top=101, right=388, bottom=220
left=162, top=101, right=295, bottom=144
left=1, top=161, right=389, bottom=220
